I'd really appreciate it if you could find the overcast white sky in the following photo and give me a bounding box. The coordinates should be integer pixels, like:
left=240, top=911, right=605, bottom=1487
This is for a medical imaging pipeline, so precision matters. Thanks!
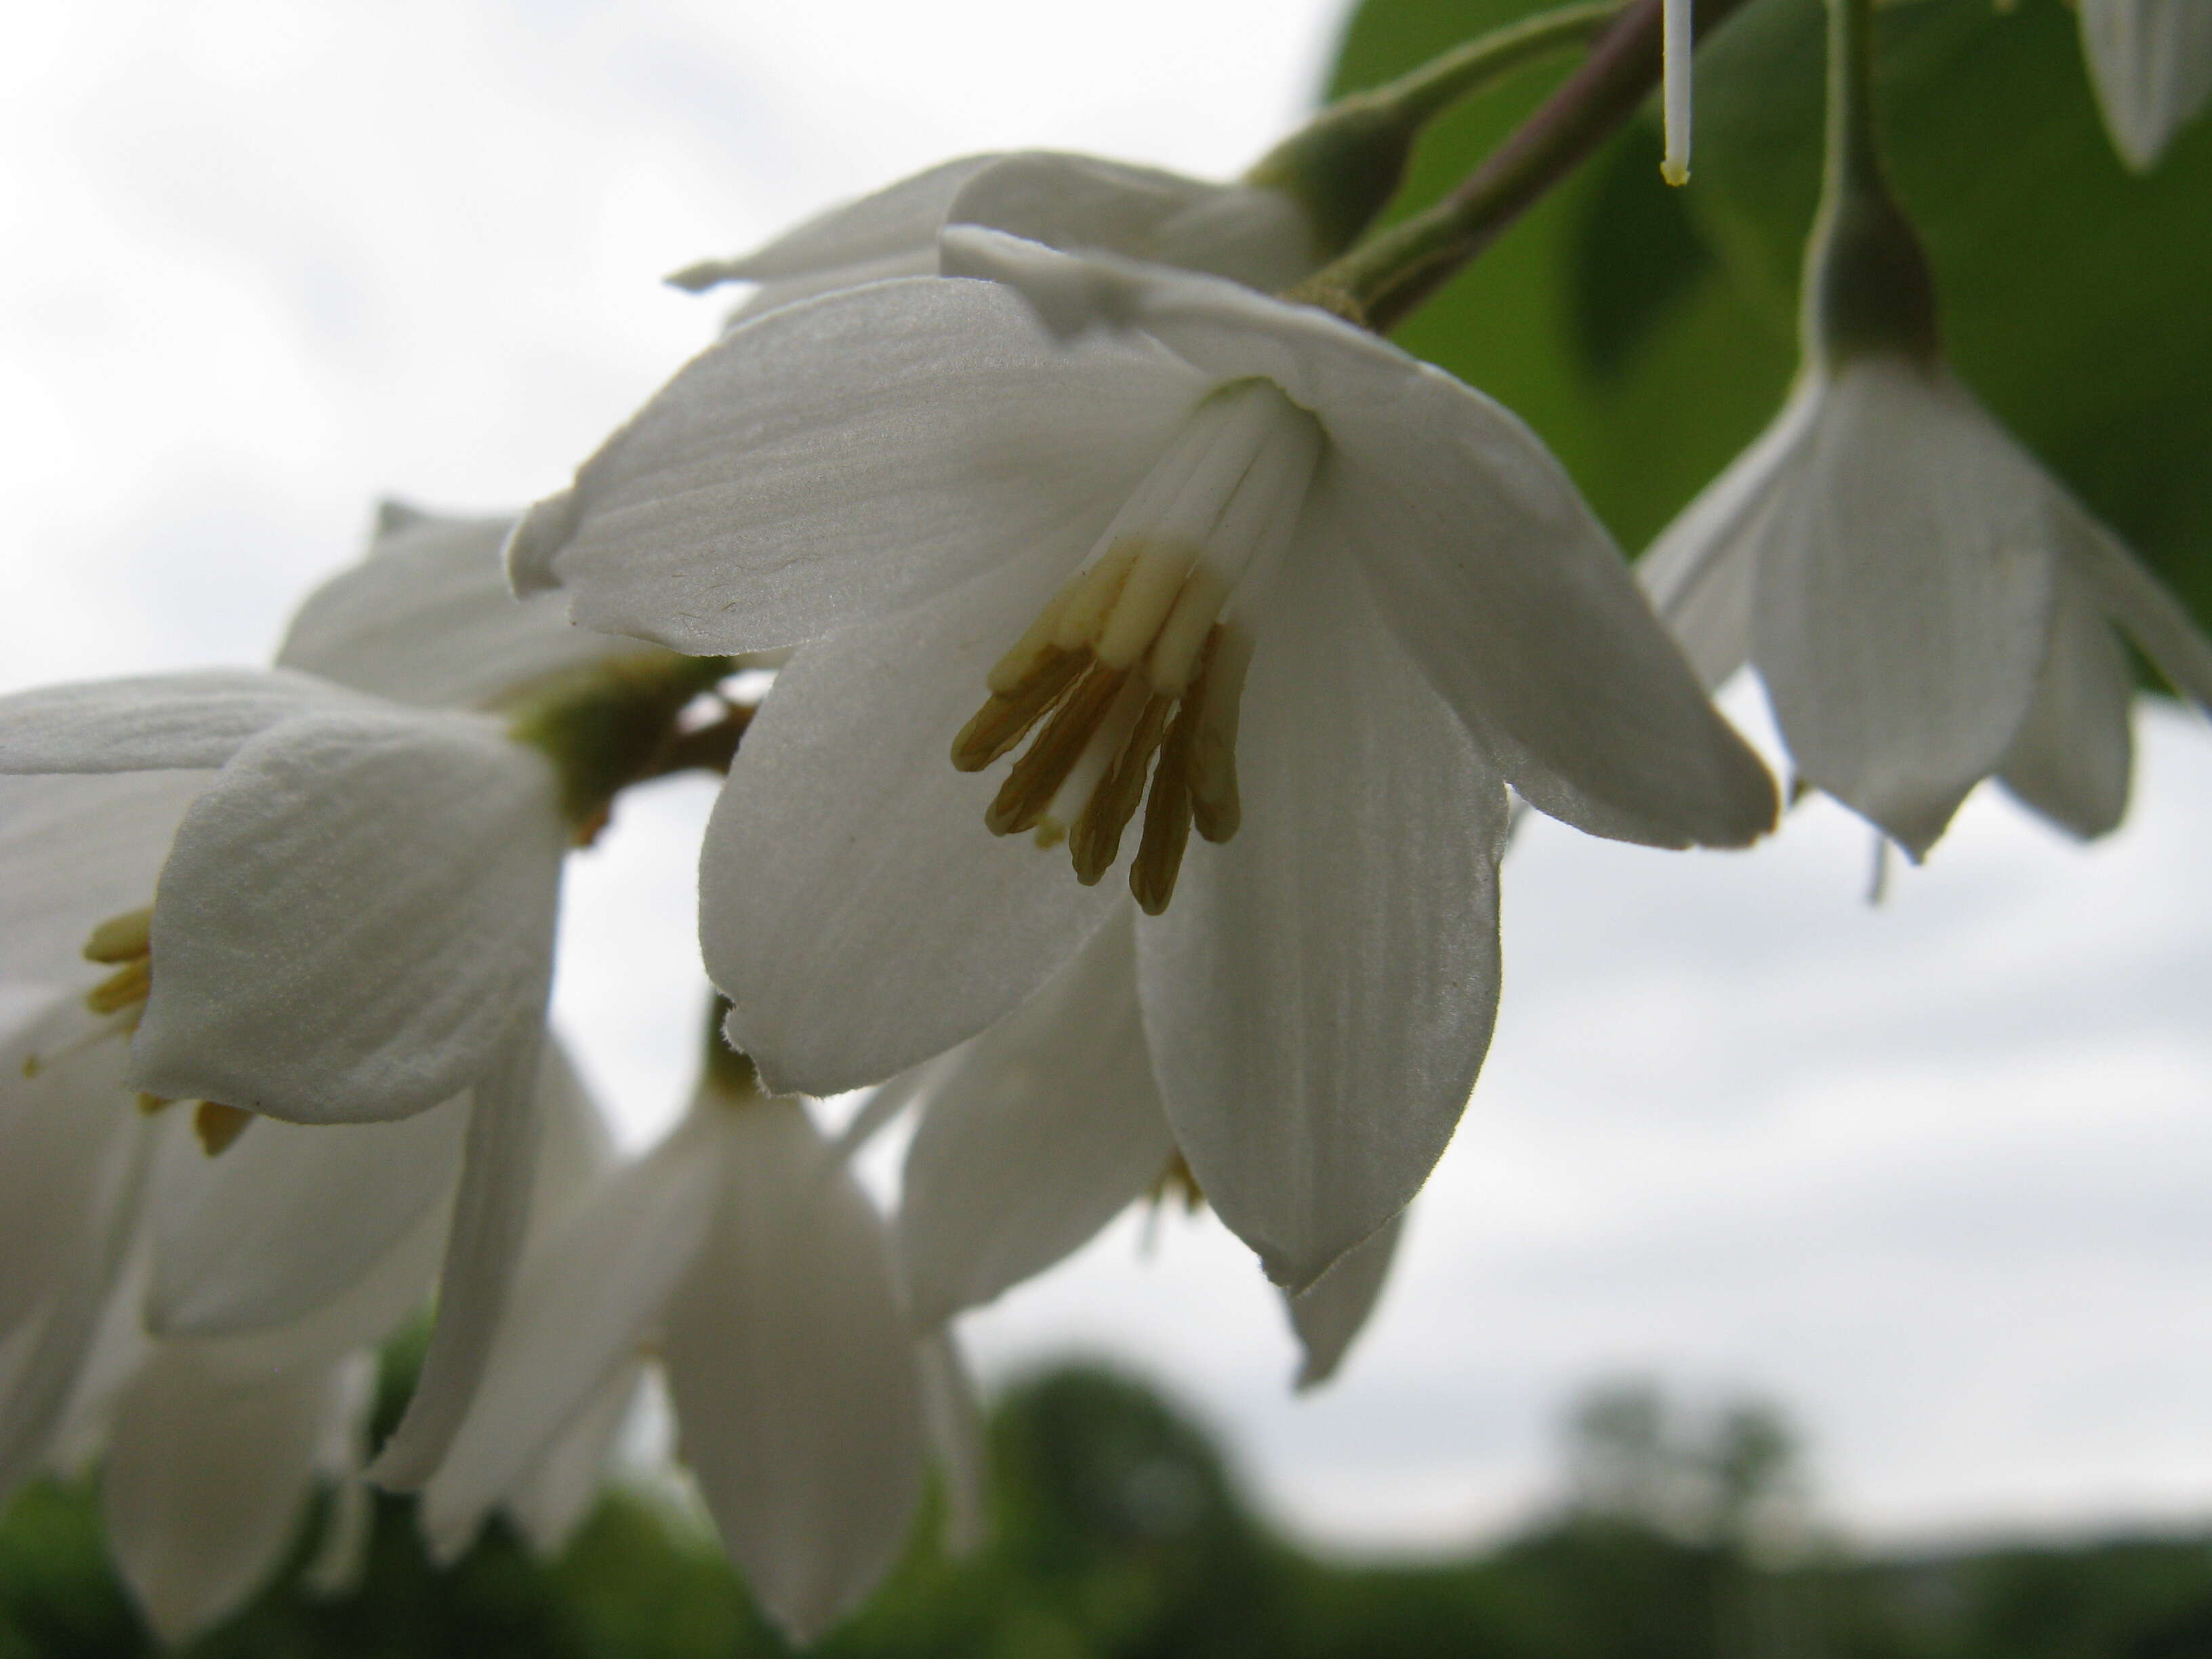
left=5, top=0, right=2211, bottom=1558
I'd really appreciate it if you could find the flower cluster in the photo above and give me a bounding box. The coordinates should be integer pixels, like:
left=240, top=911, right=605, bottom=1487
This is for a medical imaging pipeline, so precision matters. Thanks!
left=2, top=0, right=2209, bottom=1646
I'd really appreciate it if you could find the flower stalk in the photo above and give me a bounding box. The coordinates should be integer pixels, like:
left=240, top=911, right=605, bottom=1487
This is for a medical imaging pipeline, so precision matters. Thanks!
left=1291, top=0, right=1755, bottom=332
left=1801, top=0, right=1940, bottom=369
left=1246, top=0, right=1627, bottom=257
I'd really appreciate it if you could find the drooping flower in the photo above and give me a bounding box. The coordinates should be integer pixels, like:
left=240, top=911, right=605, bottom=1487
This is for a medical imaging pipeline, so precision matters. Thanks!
left=422, top=1050, right=939, bottom=1646
left=1641, top=0, right=2212, bottom=858
left=0, top=504, right=718, bottom=1489
left=510, top=229, right=1774, bottom=1289
left=2077, top=0, right=2212, bottom=171
left=1642, top=361, right=2212, bottom=855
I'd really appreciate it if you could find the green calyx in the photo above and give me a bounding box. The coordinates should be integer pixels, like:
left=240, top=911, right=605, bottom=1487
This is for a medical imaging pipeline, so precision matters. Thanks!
left=1802, top=0, right=1942, bottom=371
left=1245, top=0, right=1624, bottom=262
left=506, top=652, right=735, bottom=833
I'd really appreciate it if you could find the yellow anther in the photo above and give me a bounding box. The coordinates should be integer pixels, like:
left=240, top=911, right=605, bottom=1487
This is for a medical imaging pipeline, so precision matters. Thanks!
left=83, top=907, right=152, bottom=965
left=1070, top=693, right=1174, bottom=884
left=84, top=958, right=152, bottom=1018
left=194, top=1101, right=253, bottom=1155
left=951, top=646, right=1085, bottom=772
left=138, top=1092, right=172, bottom=1116
left=985, top=663, right=1130, bottom=837
left=1131, top=701, right=1198, bottom=916
left=1188, top=626, right=1251, bottom=845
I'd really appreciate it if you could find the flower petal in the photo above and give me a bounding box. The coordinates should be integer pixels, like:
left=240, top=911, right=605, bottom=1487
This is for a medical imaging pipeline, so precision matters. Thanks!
left=418, top=1111, right=720, bottom=1558
left=0, top=772, right=208, bottom=985
left=0, top=669, right=351, bottom=775
left=0, top=997, right=134, bottom=1340
left=132, top=710, right=565, bottom=1124
left=662, top=1101, right=926, bottom=1646
left=1997, top=570, right=2136, bottom=840
left=279, top=508, right=655, bottom=712
left=1284, top=1210, right=1405, bottom=1392
left=670, top=155, right=1001, bottom=290
left=0, top=1104, right=150, bottom=1503
left=1752, top=361, right=2060, bottom=857
left=2064, top=512, right=2212, bottom=714
left=2079, top=0, right=2212, bottom=170
left=705, top=554, right=1119, bottom=1096
left=101, top=1344, right=346, bottom=1645
left=508, top=276, right=1202, bottom=654
left=1639, top=376, right=1823, bottom=689
left=947, top=153, right=1311, bottom=291
left=1139, top=548, right=1508, bottom=1291
left=367, top=1033, right=545, bottom=1491
left=916, top=1331, right=988, bottom=1558
left=897, top=908, right=1174, bottom=1327
left=949, top=230, right=1778, bottom=847
left=504, top=1363, right=641, bottom=1561
left=147, top=1102, right=466, bottom=1338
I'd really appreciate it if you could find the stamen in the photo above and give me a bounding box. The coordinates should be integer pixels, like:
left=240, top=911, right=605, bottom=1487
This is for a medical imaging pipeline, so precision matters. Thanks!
left=1189, top=626, right=1252, bottom=844
left=1094, top=541, right=1198, bottom=669
left=23, top=1010, right=137, bottom=1078
left=138, top=1092, right=171, bottom=1115
left=194, top=1101, right=253, bottom=1156
left=1131, top=697, right=1197, bottom=916
left=951, top=645, right=1084, bottom=771
left=83, top=907, right=152, bottom=964
left=1052, top=545, right=1141, bottom=653
left=84, top=957, right=151, bottom=1017
left=1069, top=692, right=1174, bottom=884
left=985, top=661, right=1130, bottom=836
left=958, top=379, right=1319, bottom=909
left=985, top=572, right=1084, bottom=694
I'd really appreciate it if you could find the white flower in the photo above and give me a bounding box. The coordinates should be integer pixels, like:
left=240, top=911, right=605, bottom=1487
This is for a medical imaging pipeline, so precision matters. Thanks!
left=1641, top=355, right=2212, bottom=856
left=0, top=504, right=700, bottom=1489
left=888, top=908, right=1404, bottom=1390
left=2078, top=0, right=2212, bottom=171
left=667, top=150, right=1321, bottom=322
left=511, top=229, right=1774, bottom=1288
left=422, top=1061, right=934, bottom=1646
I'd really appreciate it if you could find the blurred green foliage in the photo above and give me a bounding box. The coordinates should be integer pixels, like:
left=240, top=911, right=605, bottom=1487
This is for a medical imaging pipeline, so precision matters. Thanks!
left=1324, top=0, right=2212, bottom=643
left=9, top=1363, right=2212, bottom=1658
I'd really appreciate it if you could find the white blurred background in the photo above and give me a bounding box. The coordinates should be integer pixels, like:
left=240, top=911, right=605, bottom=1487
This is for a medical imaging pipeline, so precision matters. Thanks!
left=5, top=0, right=2210, bottom=1559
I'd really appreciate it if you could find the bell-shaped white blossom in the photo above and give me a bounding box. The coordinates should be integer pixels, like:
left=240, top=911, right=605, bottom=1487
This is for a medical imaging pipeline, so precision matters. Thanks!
left=0, top=504, right=691, bottom=1490
left=2078, top=0, right=2212, bottom=171
left=0, top=670, right=568, bottom=1483
left=668, top=151, right=1319, bottom=323
left=1642, top=356, right=2212, bottom=856
left=423, top=1070, right=930, bottom=1645
left=512, top=230, right=1774, bottom=1290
